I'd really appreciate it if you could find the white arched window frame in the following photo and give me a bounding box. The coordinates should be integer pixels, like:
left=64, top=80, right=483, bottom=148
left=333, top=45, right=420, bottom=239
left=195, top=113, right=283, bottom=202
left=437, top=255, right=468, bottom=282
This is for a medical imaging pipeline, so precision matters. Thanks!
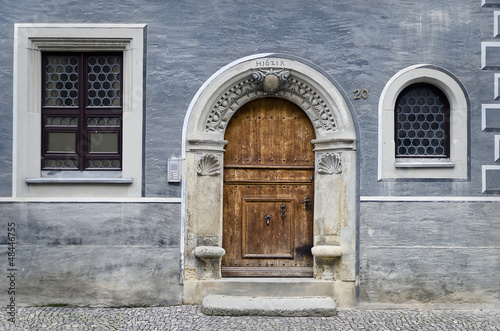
left=378, top=64, right=469, bottom=180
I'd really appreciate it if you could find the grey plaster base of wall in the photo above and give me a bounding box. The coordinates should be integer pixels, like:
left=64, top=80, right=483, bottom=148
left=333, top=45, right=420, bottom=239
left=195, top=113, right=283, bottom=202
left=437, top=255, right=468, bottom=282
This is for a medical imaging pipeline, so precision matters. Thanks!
left=359, top=201, right=500, bottom=309
left=0, top=202, right=182, bottom=307
left=1, top=246, right=182, bottom=307
left=359, top=247, right=499, bottom=309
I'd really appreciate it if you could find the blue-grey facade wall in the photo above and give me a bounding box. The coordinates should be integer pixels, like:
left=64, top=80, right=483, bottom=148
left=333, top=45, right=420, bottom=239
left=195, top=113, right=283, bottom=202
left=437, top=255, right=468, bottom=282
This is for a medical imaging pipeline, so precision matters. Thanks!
left=0, top=0, right=492, bottom=197
left=0, top=0, right=498, bottom=307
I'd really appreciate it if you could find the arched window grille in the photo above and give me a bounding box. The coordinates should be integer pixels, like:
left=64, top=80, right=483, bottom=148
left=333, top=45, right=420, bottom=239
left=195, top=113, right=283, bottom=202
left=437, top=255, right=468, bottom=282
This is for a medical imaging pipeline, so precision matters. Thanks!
left=394, top=83, right=450, bottom=158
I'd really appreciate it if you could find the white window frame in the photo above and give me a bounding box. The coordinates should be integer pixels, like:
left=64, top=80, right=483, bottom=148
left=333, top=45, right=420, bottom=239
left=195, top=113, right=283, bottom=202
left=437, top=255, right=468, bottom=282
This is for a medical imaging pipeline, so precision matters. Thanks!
left=378, top=64, right=468, bottom=180
left=13, top=24, right=146, bottom=197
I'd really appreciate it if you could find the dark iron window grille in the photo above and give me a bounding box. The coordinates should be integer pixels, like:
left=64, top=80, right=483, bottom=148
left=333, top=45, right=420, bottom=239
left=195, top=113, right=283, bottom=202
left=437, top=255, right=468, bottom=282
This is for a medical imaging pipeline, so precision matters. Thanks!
left=394, top=83, right=450, bottom=158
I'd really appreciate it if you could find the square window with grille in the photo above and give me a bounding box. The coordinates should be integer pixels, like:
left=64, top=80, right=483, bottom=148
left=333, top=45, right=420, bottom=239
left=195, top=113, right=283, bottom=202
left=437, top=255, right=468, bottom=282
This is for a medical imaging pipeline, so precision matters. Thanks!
left=394, top=83, right=450, bottom=158
left=42, top=53, right=122, bottom=170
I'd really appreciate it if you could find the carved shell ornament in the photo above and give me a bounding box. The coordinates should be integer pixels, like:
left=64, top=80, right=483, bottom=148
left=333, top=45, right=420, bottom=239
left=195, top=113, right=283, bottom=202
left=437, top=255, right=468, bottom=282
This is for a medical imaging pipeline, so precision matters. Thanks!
left=197, top=154, right=221, bottom=176
left=317, top=152, right=342, bottom=174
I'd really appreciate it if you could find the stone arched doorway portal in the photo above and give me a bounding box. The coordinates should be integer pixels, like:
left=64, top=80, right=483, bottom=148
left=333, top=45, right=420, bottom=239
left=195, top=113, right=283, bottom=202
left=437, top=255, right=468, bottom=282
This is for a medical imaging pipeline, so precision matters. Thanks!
left=182, top=54, right=357, bottom=308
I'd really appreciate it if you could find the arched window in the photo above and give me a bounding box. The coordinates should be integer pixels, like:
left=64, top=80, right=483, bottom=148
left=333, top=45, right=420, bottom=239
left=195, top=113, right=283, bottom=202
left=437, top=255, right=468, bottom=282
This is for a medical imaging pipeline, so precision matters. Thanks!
left=395, top=83, right=450, bottom=158
left=378, top=65, right=468, bottom=180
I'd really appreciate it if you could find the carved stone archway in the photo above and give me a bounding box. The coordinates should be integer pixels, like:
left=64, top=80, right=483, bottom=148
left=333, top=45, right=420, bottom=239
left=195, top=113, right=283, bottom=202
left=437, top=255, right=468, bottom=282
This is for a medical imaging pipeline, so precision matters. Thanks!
left=181, top=54, right=357, bottom=308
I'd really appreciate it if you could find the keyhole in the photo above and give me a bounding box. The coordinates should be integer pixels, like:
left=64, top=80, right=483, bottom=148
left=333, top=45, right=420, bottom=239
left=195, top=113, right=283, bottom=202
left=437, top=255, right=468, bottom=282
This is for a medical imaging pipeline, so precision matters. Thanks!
left=264, top=213, right=272, bottom=226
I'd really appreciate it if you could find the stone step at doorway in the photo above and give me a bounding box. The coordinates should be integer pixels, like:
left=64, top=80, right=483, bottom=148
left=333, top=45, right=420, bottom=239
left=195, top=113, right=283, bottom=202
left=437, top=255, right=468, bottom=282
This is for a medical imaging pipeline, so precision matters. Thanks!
left=183, top=277, right=354, bottom=310
left=201, top=295, right=337, bottom=317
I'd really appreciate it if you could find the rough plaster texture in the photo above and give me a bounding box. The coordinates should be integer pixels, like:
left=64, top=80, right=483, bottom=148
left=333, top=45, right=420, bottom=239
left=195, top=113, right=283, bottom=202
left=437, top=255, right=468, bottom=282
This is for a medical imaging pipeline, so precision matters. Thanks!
left=0, top=0, right=498, bottom=308
left=0, top=203, right=182, bottom=306
left=360, top=201, right=500, bottom=309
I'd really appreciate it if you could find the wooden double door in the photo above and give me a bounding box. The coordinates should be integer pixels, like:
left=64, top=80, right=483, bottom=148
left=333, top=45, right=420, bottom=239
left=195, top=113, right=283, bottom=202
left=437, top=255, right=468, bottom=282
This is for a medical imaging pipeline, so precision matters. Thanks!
left=222, top=98, right=315, bottom=277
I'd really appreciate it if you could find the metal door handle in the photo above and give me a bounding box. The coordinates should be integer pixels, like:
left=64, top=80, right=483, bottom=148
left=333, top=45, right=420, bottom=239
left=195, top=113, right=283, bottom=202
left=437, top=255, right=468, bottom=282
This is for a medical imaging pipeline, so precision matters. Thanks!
left=298, top=195, right=312, bottom=211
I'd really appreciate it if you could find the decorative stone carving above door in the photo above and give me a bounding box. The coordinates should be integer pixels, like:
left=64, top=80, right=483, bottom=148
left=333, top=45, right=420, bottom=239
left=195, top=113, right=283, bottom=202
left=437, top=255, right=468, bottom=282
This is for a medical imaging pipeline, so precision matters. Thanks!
left=252, top=68, right=290, bottom=94
left=204, top=71, right=338, bottom=133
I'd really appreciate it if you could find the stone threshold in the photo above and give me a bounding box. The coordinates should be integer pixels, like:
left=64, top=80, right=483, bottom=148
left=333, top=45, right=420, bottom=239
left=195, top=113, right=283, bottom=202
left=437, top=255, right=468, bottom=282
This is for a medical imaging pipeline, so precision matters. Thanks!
left=182, top=277, right=357, bottom=308
left=201, top=295, right=337, bottom=317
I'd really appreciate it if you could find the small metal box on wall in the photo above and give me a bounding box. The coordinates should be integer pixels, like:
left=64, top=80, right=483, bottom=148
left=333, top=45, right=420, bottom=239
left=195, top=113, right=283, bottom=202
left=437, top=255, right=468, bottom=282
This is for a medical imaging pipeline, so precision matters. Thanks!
left=167, top=158, right=182, bottom=182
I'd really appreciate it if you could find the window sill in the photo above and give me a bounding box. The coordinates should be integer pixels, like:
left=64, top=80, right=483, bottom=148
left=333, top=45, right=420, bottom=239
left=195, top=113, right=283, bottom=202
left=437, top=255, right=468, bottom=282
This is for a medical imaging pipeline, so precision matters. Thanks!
left=395, top=159, right=455, bottom=168
left=26, top=178, right=133, bottom=184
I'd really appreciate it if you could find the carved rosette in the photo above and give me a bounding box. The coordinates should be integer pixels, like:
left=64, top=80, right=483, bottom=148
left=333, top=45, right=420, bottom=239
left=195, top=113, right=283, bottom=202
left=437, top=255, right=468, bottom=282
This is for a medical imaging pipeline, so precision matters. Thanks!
left=197, top=154, right=221, bottom=176
left=204, top=71, right=337, bottom=132
left=317, top=152, right=342, bottom=174
left=252, top=69, right=290, bottom=94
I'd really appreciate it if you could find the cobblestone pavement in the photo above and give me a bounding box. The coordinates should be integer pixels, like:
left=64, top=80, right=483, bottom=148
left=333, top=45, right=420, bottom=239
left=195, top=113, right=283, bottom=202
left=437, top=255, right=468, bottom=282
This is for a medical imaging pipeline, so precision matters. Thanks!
left=0, top=306, right=498, bottom=330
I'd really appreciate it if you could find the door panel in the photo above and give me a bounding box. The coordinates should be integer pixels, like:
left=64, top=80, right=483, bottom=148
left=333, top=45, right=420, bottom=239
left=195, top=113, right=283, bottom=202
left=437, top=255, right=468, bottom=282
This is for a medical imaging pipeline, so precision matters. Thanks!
left=222, top=98, right=315, bottom=277
left=242, top=197, right=294, bottom=259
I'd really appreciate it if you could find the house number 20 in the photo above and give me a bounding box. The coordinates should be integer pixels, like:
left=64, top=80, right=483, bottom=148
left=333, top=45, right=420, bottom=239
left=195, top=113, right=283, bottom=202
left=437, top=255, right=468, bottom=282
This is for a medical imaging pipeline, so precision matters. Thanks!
left=354, top=89, right=368, bottom=99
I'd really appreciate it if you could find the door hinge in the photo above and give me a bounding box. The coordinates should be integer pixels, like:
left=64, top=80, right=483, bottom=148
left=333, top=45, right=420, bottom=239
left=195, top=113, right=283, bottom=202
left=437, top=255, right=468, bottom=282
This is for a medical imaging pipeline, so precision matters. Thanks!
left=280, top=203, right=286, bottom=221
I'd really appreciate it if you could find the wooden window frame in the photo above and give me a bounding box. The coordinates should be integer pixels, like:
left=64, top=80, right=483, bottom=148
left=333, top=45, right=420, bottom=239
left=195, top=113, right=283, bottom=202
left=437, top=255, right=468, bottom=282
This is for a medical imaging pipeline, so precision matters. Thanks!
left=41, top=52, right=123, bottom=171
